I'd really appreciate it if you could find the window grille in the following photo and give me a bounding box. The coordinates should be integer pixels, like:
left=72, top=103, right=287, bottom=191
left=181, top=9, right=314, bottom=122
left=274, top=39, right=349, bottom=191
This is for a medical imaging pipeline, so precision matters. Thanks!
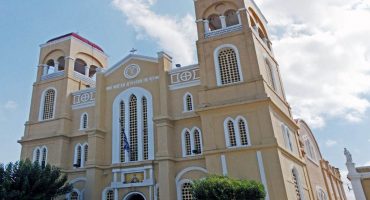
left=81, top=114, right=88, bottom=129
left=106, top=190, right=114, bottom=200
left=41, top=148, right=47, bottom=168
left=35, top=149, right=40, bottom=163
left=70, top=191, right=79, bottom=200
left=120, top=101, right=125, bottom=162
left=238, top=120, right=249, bottom=146
left=186, top=95, right=193, bottom=111
left=228, top=121, right=237, bottom=147
left=42, top=89, right=56, bottom=120
left=182, top=182, right=193, bottom=200
left=129, top=95, right=138, bottom=161
left=292, top=170, right=302, bottom=200
left=193, top=130, right=202, bottom=154
left=77, top=146, right=82, bottom=167
left=84, top=145, right=88, bottom=164
left=218, top=48, right=240, bottom=85
left=185, top=131, right=192, bottom=156
left=142, top=97, right=149, bottom=160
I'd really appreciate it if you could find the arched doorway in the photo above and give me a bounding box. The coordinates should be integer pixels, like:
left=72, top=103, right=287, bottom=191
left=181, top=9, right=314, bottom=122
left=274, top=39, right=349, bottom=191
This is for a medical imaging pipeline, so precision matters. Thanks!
left=124, top=192, right=146, bottom=200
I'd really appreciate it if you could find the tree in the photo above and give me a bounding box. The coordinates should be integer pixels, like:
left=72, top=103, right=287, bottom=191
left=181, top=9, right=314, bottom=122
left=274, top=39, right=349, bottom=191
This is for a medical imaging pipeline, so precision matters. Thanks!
left=191, top=175, right=266, bottom=200
left=0, top=159, right=72, bottom=200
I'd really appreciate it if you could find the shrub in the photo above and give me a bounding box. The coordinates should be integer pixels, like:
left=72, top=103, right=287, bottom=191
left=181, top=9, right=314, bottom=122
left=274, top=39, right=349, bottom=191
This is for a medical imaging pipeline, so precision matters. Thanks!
left=191, top=175, right=266, bottom=200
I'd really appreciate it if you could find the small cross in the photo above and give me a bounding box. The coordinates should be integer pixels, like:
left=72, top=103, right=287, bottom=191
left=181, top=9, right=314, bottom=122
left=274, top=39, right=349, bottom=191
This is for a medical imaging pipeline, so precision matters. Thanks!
left=130, top=48, right=138, bottom=54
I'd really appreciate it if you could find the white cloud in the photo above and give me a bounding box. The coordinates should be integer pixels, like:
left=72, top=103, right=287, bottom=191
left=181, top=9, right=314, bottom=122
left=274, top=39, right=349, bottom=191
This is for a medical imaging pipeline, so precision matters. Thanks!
left=258, top=0, right=370, bottom=128
left=4, top=100, right=17, bottom=110
left=340, top=170, right=355, bottom=200
left=325, top=139, right=338, bottom=147
left=112, top=0, right=197, bottom=66
left=364, top=161, right=370, bottom=166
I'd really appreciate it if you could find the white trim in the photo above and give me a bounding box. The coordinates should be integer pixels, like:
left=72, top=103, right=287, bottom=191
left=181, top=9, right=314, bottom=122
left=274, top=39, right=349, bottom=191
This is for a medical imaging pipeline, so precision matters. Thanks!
left=223, top=116, right=251, bottom=148
left=105, top=54, right=158, bottom=77
left=38, top=87, right=57, bottom=121
left=73, top=143, right=82, bottom=168
left=80, top=112, right=89, bottom=130
left=169, top=80, right=201, bottom=90
left=181, top=127, right=203, bottom=157
left=66, top=188, right=82, bottom=200
left=112, top=87, right=154, bottom=164
left=33, top=146, right=41, bottom=163
left=221, top=155, right=228, bottom=176
left=256, top=151, right=270, bottom=200
left=213, top=44, right=244, bottom=86
left=123, top=191, right=147, bottom=200
left=175, top=166, right=208, bottom=183
left=72, top=102, right=95, bottom=110
left=69, top=177, right=87, bottom=185
left=169, top=64, right=199, bottom=74
left=281, top=124, right=294, bottom=152
left=33, top=146, right=48, bottom=166
left=176, top=179, right=193, bottom=200
left=183, top=92, right=194, bottom=112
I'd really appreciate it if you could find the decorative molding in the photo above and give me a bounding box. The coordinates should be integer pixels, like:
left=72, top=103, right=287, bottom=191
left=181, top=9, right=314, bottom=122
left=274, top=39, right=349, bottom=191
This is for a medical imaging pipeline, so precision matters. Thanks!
left=214, top=44, right=244, bottom=86
left=175, top=166, right=208, bottom=183
left=105, top=54, right=158, bottom=77
left=221, top=155, right=228, bottom=176
left=205, top=24, right=242, bottom=39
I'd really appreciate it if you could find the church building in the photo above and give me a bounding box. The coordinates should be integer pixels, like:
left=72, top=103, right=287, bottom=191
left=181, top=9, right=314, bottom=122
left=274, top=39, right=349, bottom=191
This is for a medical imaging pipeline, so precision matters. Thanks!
left=19, top=0, right=346, bottom=199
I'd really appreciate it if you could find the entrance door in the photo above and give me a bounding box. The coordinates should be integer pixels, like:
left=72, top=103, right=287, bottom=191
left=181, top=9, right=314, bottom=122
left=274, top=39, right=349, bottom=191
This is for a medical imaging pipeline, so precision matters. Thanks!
left=126, top=193, right=145, bottom=200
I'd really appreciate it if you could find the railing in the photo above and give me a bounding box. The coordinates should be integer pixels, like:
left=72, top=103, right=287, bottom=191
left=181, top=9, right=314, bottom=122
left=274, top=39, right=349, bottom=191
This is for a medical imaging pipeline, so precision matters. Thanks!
left=73, top=71, right=96, bottom=87
left=205, top=24, right=243, bottom=39
left=41, top=71, right=65, bottom=81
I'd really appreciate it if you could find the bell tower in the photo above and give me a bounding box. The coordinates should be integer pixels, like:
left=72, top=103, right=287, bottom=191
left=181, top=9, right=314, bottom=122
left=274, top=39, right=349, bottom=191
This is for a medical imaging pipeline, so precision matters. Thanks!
left=194, top=0, right=290, bottom=116
left=21, top=33, right=107, bottom=168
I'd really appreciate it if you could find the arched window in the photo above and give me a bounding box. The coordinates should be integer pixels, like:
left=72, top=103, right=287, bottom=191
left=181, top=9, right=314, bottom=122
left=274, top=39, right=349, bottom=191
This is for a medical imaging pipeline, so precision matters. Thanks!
left=41, top=147, right=47, bottom=168
left=89, top=65, right=99, bottom=78
left=46, top=59, right=55, bottom=74
left=33, top=147, right=41, bottom=163
left=84, top=144, right=88, bottom=166
left=238, top=118, right=249, bottom=146
left=265, top=59, right=276, bottom=90
left=224, top=117, right=251, bottom=148
left=208, top=14, right=222, bottom=31
left=281, top=124, right=294, bottom=152
left=40, top=88, right=56, bottom=121
left=304, top=138, right=317, bottom=162
left=183, top=93, right=194, bottom=112
left=80, top=113, right=88, bottom=130
left=292, top=168, right=304, bottom=200
left=317, top=188, right=328, bottom=200
left=181, top=182, right=193, bottom=200
left=57, top=57, right=65, bottom=71
left=184, top=130, right=192, bottom=156
left=70, top=191, right=79, bottom=200
left=74, top=144, right=82, bottom=168
left=129, top=95, right=138, bottom=161
left=112, top=87, right=154, bottom=164
left=142, top=97, right=149, bottom=160
left=74, top=58, right=87, bottom=75
left=214, top=45, right=243, bottom=86
left=106, top=190, right=114, bottom=200
left=182, top=128, right=203, bottom=157
left=225, top=10, right=239, bottom=27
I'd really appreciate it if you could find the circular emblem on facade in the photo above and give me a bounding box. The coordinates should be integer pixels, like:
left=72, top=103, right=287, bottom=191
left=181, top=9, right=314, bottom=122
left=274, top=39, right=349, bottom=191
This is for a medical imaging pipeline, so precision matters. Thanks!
left=179, top=71, right=192, bottom=82
left=124, top=64, right=141, bottom=79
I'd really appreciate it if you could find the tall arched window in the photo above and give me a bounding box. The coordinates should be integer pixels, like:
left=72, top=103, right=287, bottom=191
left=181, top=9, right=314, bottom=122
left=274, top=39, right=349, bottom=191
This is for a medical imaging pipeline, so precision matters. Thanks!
left=208, top=14, right=222, bottom=31
left=281, top=124, right=294, bottom=152
left=304, top=138, right=316, bottom=162
left=181, top=182, right=193, bottom=200
left=80, top=113, right=88, bottom=130
left=112, top=87, right=154, bottom=164
left=182, top=128, right=203, bottom=157
left=40, top=88, right=56, bottom=121
left=33, top=147, right=41, bottom=163
left=74, top=58, right=87, bottom=75
left=214, top=45, right=243, bottom=86
left=129, top=95, right=138, bottom=161
left=84, top=144, right=88, bottom=166
left=41, top=147, right=47, bottom=168
left=75, top=145, right=82, bottom=168
left=183, top=93, right=194, bottom=112
left=225, top=10, right=239, bottom=27
left=224, top=117, right=251, bottom=148
left=57, top=57, right=65, bottom=71
left=33, top=146, right=47, bottom=166
left=142, top=97, right=149, bottom=160
left=70, top=191, right=79, bottom=200
left=292, top=168, right=304, bottom=200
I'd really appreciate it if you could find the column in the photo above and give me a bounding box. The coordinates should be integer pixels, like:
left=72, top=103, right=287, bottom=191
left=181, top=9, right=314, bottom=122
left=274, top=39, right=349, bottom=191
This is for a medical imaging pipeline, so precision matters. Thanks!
left=220, top=15, right=226, bottom=29
left=54, top=61, right=59, bottom=73
left=237, top=11, right=242, bottom=25
left=204, top=20, right=210, bottom=33
left=43, top=64, right=49, bottom=75
left=85, top=65, right=90, bottom=77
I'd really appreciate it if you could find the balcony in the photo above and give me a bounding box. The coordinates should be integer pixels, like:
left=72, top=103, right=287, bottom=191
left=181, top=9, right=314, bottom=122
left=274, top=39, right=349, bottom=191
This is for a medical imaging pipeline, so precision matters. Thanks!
left=205, top=24, right=243, bottom=39
left=41, top=70, right=65, bottom=81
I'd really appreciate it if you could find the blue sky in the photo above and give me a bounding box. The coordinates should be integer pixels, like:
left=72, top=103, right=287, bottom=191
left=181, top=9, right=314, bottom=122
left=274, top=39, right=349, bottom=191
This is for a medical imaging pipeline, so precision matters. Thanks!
left=1, top=0, right=370, bottom=198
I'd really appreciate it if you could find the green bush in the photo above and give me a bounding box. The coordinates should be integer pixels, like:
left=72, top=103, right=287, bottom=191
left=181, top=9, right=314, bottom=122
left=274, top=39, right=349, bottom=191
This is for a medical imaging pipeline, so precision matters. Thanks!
left=0, top=159, right=72, bottom=200
left=191, top=175, right=266, bottom=200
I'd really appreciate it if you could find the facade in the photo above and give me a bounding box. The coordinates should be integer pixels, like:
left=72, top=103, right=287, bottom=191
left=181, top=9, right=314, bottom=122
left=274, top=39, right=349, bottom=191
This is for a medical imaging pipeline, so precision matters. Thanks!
left=19, top=0, right=346, bottom=200
left=345, top=149, right=370, bottom=200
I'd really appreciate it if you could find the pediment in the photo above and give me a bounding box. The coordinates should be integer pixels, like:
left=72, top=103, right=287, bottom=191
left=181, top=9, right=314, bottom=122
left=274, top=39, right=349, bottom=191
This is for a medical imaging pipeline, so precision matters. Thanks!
left=104, top=54, right=158, bottom=77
